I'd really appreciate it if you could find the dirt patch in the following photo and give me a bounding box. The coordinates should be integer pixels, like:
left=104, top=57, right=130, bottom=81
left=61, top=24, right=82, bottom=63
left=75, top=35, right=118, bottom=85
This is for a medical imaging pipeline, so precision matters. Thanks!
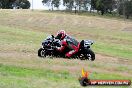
left=122, top=27, right=132, bottom=32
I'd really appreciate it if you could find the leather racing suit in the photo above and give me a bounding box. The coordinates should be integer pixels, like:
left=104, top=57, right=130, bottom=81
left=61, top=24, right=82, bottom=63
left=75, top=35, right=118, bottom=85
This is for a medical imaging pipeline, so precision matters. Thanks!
left=56, top=35, right=80, bottom=58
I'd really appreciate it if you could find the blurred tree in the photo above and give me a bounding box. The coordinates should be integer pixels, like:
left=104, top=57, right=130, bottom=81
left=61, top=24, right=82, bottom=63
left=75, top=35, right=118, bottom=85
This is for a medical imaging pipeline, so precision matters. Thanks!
left=74, top=0, right=90, bottom=11
left=82, top=0, right=91, bottom=11
left=42, top=0, right=53, bottom=10
left=118, top=0, right=132, bottom=19
left=42, top=0, right=60, bottom=10
left=96, top=0, right=105, bottom=15
left=41, top=0, right=132, bottom=18
left=0, top=0, right=9, bottom=8
left=90, top=0, right=115, bottom=15
left=0, top=0, right=30, bottom=9
left=52, top=0, right=60, bottom=9
left=63, top=0, right=90, bottom=11
left=19, top=0, right=30, bottom=9
left=90, top=0, right=97, bottom=12
left=63, top=0, right=74, bottom=10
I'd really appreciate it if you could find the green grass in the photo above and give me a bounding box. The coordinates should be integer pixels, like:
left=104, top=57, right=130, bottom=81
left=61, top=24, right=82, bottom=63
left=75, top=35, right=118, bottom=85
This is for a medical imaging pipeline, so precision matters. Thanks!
left=0, top=64, right=78, bottom=88
left=0, top=64, right=131, bottom=88
left=0, top=26, right=48, bottom=53
left=93, top=42, right=132, bottom=59
left=0, top=26, right=45, bottom=44
left=0, top=64, right=71, bottom=81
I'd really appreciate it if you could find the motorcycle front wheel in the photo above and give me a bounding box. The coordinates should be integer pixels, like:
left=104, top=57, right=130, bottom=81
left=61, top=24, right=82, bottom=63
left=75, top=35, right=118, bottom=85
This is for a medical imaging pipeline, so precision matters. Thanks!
left=38, top=48, right=46, bottom=57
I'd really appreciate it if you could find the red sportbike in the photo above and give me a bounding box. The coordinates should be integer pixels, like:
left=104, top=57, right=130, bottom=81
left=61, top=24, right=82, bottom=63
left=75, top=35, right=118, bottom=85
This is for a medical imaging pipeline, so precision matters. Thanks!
left=38, top=35, right=95, bottom=61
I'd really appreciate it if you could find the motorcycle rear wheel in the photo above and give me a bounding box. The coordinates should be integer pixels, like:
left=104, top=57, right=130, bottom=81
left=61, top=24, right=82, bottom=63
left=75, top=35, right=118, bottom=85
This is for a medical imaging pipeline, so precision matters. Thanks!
left=85, top=49, right=95, bottom=61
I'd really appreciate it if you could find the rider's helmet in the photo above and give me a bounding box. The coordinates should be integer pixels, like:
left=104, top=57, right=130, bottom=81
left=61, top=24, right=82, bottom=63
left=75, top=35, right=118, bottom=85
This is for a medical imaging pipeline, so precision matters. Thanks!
left=56, top=30, right=66, bottom=40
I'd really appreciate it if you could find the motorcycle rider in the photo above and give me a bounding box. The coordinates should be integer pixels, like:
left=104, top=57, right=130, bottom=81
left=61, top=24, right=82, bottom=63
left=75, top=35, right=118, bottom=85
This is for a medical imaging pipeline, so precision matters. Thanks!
left=55, top=30, right=80, bottom=58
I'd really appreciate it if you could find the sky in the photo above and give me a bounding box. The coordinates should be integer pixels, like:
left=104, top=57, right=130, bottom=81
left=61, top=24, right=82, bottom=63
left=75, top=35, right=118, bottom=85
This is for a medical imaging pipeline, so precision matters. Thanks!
left=28, top=0, right=48, bottom=9
left=28, top=0, right=65, bottom=10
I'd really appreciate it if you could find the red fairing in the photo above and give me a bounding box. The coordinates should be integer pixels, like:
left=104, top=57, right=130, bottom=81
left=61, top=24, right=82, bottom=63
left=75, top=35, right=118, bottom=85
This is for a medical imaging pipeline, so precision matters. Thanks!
left=57, top=39, right=67, bottom=52
left=66, top=43, right=80, bottom=57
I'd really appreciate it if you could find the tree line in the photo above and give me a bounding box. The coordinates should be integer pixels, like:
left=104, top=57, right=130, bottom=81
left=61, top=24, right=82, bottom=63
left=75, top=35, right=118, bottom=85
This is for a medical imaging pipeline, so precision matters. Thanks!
left=42, top=0, right=132, bottom=19
left=0, top=0, right=30, bottom=9
left=0, top=0, right=131, bottom=19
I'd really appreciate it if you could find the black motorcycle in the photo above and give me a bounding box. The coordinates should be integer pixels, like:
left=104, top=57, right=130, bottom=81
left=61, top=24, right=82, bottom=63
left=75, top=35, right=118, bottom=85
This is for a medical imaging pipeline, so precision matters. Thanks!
left=38, top=35, right=95, bottom=61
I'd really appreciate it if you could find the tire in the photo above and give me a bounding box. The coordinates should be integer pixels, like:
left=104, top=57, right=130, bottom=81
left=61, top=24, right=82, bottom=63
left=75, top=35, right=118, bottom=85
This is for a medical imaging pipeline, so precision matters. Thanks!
left=85, top=49, right=95, bottom=61
left=79, top=77, right=89, bottom=86
left=38, top=48, right=46, bottom=57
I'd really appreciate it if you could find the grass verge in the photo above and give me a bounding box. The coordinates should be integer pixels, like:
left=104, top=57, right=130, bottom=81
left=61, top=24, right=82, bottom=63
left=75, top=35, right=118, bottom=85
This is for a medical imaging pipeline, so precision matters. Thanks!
left=0, top=64, right=131, bottom=88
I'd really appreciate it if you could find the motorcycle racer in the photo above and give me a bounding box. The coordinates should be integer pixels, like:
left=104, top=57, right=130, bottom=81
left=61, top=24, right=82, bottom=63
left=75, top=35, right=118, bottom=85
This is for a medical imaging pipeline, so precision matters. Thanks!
left=55, top=30, right=80, bottom=58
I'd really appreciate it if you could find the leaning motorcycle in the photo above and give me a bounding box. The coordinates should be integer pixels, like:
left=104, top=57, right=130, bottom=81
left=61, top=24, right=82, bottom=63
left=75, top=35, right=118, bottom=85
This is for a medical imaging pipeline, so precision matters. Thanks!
left=38, top=35, right=95, bottom=61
